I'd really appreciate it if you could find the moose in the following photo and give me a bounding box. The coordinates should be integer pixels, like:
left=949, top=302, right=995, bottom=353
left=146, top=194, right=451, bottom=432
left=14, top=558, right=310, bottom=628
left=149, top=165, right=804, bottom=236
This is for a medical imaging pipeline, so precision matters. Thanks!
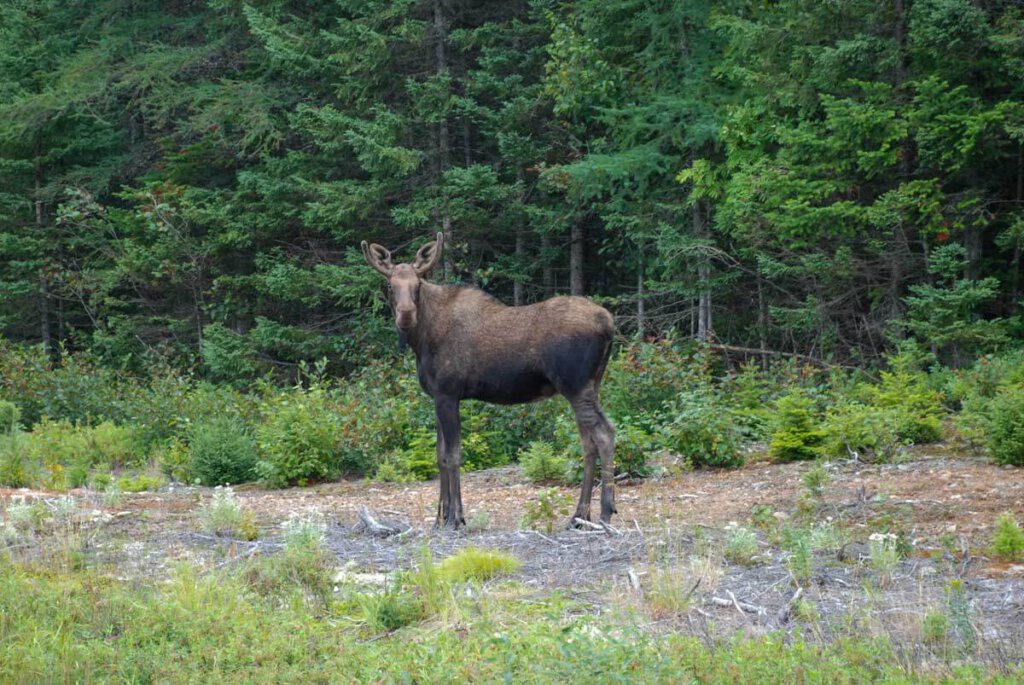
left=361, top=233, right=617, bottom=529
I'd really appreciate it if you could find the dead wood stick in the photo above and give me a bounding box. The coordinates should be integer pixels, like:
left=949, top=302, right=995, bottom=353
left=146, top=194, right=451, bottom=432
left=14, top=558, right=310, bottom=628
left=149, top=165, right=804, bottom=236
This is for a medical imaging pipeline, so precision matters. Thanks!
left=776, top=586, right=804, bottom=625
left=711, top=594, right=767, bottom=615
left=357, top=506, right=402, bottom=537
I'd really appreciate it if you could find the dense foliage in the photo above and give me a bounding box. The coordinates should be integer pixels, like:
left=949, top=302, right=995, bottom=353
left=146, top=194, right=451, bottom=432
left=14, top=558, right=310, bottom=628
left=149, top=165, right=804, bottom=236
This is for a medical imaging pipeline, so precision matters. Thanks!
left=1, top=0, right=1021, bottom=378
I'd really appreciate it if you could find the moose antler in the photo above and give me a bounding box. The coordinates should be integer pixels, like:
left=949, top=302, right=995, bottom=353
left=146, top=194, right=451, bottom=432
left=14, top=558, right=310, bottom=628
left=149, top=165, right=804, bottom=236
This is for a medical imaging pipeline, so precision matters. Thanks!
left=361, top=241, right=394, bottom=276
left=412, top=232, right=444, bottom=276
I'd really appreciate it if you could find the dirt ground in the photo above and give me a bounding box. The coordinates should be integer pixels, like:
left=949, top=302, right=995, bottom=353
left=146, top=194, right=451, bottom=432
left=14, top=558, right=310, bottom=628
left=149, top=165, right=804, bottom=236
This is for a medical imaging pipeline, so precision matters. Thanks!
left=3, top=445, right=1024, bottom=669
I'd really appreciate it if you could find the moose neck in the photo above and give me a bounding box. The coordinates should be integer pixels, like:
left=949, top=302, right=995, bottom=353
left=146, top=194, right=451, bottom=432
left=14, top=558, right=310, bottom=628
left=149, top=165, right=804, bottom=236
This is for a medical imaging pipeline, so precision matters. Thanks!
left=402, top=280, right=446, bottom=356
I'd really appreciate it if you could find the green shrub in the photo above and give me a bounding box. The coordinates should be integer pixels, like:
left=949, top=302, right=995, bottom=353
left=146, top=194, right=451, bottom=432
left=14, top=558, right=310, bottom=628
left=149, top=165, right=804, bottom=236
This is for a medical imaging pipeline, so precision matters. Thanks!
left=389, top=428, right=439, bottom=481
left=822, top=401, right=904, bottom=461
left=188, top=417, right=259, bottom=486
left=359, top=587, right=425, bottom=632
left=990, top=512, right=1024, bottom=562
left=724, top=526, right=759, bottom=566
left=769, top=392, right=825, bottom=462
left=155, top=437, right=191, bottom=482
left=522, top=487, right=573, bottom=533
left=115, top=473, right=164, bottom=492
left=81, top=421, right=139, bottom=468
left=256, top=385, right=348, bottom=487
left=661, top=389, right=744, bottom=468
left=19, top=419, right=139, bottom=470
left=519, top=440, right=570, bottom=484
left=801, top=462, right=829, bottom=496
left=614, top=422, right=654, bottom=478
left=922, top=610, right=950, bottom=645
left=986, top=386, right=1024, bottom=466
left=198, top=487, right=254, bottom=537
left=0, top=400, right=20, bottom=434
left=602, top=340, right=708, bottom=427
left=861, top=367, right=944, bottom=445
left=0, top=433, right=36, bottom=488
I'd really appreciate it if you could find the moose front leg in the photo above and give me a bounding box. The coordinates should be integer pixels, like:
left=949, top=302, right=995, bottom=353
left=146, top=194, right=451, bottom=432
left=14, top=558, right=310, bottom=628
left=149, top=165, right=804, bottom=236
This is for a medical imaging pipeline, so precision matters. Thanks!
left=434, top=396, right=465, bottom=529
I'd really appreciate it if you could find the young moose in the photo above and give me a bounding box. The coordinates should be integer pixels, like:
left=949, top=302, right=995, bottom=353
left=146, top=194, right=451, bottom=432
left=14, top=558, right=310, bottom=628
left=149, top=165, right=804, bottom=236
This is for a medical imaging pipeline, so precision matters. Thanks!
left=361, top=233, right=617, bottom=529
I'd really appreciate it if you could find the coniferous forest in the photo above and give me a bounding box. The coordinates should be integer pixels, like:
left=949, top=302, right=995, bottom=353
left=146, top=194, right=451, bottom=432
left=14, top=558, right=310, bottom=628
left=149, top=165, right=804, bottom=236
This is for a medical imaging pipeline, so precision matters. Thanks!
left=3, top=3, right=1024, bottom=682
left=2, top=0, right=1021, bottom=375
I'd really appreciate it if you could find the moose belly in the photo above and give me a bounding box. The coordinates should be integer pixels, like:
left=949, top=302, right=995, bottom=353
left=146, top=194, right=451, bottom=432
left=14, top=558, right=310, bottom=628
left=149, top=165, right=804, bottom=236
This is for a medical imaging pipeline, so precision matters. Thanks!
left=462, top=365, right=556, bottom=405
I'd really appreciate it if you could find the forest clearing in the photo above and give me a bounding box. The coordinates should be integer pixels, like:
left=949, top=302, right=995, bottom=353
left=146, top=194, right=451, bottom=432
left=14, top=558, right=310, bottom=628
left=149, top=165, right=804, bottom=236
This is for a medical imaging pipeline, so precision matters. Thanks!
left=4, top=0, right=1024, bottom=681
left=3, top=442, right=1024, bottom=682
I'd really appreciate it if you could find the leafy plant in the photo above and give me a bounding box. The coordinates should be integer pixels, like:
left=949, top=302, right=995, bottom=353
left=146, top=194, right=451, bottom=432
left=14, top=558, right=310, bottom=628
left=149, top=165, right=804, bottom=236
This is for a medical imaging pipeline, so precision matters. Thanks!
left=256, top=385, right=347, bottom=487
left=661, top=389, right=744, bottom=468
left=724, top=526, right=759, bottom=566
left=198, top=487, right=255, bottom=538
left=984, top=386, right=1024, bottom=466
left=519, top=440, right=570, bottom=484
left=801, top=462, right=829, bottom=496
left=769, top=392, right=825, bottom=462
left=188, top=416, right=259, bottom=486
left=0, top=400, right=19, bottom=434
left=522, top=487, right=573, bottom=534
left=822, top=401, right=905, bottom=462
left=990, top=512, right=1024, bottom=562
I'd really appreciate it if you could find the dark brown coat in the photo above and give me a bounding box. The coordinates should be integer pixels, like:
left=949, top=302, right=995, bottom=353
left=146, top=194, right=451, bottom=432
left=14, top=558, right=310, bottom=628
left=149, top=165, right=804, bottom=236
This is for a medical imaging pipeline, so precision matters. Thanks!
left=362, top=233, right=616, bottom=528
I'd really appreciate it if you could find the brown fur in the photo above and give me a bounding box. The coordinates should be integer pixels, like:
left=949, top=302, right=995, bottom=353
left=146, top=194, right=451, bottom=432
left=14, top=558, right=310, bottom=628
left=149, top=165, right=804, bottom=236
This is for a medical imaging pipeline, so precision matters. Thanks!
left=362, top=233, right=616, bottom=528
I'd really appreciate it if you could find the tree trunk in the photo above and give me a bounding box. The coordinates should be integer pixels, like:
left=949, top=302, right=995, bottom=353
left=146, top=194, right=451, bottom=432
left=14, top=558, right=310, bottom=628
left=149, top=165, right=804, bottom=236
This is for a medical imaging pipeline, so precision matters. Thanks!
left=1013, top=145, right=1022, bottom=302
left=570, top=220, right=585, bottom=296
left=694, top=200, right=712, bottom=342
left=757, top=276, right=768, bottom=369
left=35, top=157, right=58, bottom=364
left=434, top=0, right=453, bottom=276
left=636, top=240, right=645, bottom=336
left=513, top=168, right=526, bottom=306
left=541, top=233, right=555, bottom=296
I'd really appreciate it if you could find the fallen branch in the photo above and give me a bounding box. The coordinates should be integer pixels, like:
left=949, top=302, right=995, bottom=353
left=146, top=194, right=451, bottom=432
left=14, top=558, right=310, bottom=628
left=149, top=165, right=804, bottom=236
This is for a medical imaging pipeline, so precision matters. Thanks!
left=356, top=506, right=405, bottom=537
left=711, top=593, right=767, bottom=616
left=708, top=343, right=865, bottom=373
left=572, top=518, right=623, bottom=536
left=776, top=586, right=804, bottom=625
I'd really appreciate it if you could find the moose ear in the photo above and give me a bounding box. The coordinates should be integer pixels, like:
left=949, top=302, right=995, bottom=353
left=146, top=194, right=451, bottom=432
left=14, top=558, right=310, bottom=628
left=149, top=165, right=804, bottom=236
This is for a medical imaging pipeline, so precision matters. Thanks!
left=361, top=240, right=393, bottom=277
left=412, top=232, right=444, bottom=276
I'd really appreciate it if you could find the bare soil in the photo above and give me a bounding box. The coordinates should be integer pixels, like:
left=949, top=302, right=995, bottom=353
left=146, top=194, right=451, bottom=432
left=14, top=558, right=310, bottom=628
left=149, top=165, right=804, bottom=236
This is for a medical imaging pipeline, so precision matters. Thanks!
left=3, top=445, right=1024, bottom=668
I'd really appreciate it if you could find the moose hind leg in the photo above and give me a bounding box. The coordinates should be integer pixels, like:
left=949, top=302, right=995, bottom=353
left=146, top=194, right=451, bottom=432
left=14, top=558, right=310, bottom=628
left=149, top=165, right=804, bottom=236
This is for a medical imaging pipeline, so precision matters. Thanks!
left=568, top=388, right=605, bottom=526
left=594, top=407, right=616, bottom=523
left=434, top=421, right=448, bottom=527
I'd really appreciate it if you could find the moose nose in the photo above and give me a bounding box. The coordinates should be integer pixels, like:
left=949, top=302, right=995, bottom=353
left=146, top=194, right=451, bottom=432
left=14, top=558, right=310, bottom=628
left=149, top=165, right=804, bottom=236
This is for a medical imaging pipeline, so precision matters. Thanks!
left=396, top=306, right=417, bottom=330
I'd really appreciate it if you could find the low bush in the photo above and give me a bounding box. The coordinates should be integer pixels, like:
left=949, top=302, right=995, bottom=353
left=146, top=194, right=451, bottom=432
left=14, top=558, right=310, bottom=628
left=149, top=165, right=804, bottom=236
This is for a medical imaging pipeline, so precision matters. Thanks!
left=724, top=526, right=759, bottom=566
left=613, top=422, right=654, bottom=478
left=990, top=512, right=1024, bottom=562
left=198, top=487, right=256, bottom=538
left=521, top=487, right=573, bottom=533
left=822, top=401, right=904, bottom=461
left=985, top=386, right=1024, bottom=467
left=0, top=433, right=36, bottom=488
left=0, top=400, right=19, bottom=433
left=860, top=364, right=944, bottom=445
left=256, top=385, right=348, bottom=487
left=661, top=389, right=744, bottom=468
left=769, top=392, right=825, bottom=462
left=188, top=416, right=259, bottom=486
left=519, top=441, right=570, bottom=484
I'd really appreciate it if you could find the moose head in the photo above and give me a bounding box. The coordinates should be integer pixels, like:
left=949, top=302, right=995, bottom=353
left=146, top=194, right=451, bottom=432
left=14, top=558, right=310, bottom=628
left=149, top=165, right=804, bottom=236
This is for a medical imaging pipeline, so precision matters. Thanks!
left=360, top=233, right=443, bottom=332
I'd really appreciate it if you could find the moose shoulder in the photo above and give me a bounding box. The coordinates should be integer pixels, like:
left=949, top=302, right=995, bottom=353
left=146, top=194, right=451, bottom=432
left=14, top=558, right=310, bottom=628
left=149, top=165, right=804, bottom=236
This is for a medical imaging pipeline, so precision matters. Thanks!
left=361, top=233, right=616, bottom=529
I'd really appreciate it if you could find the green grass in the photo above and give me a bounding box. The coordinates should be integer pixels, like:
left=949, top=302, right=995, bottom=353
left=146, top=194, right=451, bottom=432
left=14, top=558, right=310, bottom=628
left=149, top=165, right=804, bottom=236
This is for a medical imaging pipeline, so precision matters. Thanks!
left=436, top=546, right=522, bottom=583
left=0, top=558, right=1018, bottom=684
